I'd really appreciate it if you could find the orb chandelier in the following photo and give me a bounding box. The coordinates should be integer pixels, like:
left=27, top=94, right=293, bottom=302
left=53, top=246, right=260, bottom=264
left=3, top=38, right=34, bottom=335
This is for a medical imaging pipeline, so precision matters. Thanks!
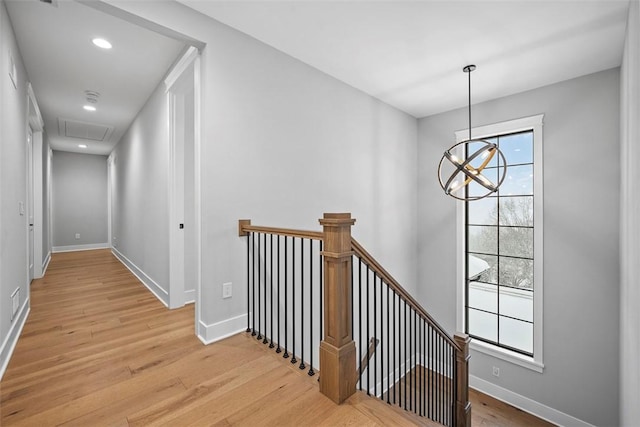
left=438, top=65, right=507, bottom=201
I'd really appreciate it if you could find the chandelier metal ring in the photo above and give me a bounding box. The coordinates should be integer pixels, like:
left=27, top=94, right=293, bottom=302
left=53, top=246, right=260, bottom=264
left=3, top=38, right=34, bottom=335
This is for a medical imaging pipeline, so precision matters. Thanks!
left=437, top=138, right=507, bottom=201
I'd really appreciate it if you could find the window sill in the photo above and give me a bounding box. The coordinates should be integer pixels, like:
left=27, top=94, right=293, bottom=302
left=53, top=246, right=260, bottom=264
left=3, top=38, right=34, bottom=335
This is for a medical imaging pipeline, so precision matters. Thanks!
left=470, top=339, right=544, bottom=373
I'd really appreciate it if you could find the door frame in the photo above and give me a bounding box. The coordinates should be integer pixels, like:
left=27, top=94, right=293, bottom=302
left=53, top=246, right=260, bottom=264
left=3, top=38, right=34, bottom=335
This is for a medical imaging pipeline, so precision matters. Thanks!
left=27, top=83, right=44, bottom=280
left=165, top=46, right=201, bottom=310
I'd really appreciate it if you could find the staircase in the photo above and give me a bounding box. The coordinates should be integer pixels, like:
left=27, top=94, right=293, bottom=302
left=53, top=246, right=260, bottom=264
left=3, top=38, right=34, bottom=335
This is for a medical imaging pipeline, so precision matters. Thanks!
left=239, top=213, right=470, bottom=427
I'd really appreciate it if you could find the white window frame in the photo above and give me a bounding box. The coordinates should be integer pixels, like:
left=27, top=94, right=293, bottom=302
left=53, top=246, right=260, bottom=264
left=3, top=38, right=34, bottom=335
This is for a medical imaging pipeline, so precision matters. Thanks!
left=455, top=114, right=544, bottom=373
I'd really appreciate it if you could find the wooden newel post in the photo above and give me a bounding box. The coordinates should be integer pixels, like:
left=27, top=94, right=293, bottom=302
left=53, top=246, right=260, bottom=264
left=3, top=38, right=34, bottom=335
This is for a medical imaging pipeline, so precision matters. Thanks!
left=454, top=333, right=471, bottom=427
left=319, top=213, right=357, bottom=404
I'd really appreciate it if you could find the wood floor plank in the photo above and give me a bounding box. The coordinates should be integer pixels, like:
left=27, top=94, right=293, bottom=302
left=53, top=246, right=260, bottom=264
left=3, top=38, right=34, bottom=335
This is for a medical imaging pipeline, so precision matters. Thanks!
left=0, top=249, right=554, bottom=426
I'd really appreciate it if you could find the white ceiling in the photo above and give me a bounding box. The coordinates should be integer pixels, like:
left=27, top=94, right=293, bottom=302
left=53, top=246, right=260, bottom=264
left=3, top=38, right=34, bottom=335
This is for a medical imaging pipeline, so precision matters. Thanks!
left=179, top=0, right=630, bottom=118
left=5, top=0, right=186, bottom=155
left=5, top=0, right=630, bottom=157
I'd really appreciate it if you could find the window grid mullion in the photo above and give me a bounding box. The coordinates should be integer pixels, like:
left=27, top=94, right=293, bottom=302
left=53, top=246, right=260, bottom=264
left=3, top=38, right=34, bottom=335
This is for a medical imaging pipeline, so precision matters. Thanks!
left=465, top=129, right=535, bottom=355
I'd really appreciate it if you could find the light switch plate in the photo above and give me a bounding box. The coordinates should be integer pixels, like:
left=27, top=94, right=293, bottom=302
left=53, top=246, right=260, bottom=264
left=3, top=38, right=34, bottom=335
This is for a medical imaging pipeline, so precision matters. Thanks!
left=222, top=282, right=232, bottom=299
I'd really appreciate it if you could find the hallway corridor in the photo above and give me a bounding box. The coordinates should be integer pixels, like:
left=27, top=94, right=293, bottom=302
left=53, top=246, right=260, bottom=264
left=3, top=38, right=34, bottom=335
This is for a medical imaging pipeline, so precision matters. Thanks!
left=0, top=250, right=429, bottom=426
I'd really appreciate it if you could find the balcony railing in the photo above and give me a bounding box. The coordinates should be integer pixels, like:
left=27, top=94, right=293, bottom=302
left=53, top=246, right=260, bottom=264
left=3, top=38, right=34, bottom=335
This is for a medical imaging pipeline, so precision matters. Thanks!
left=239, top=213, right=470, bottom=426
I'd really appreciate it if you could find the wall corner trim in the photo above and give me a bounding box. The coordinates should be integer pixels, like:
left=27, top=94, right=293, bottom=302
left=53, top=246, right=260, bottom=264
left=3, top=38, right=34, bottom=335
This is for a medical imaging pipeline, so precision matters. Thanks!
left=197, top=314, right=247, bottom=345
left=0, top=300, right=30, bottom=381
left=41, top=251, right=52, bottom=277
left=470, top=375, right=596, bottom=427
left=111, top=248, right=169, bottom=307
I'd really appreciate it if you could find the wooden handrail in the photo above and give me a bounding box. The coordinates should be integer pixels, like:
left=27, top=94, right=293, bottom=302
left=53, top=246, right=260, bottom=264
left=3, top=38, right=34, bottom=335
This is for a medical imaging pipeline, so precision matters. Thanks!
left=351, top=238, right=459, bottom=350
left=357, top=337, right=379, bottom=377
left=239, top=220, right=323, bottom=240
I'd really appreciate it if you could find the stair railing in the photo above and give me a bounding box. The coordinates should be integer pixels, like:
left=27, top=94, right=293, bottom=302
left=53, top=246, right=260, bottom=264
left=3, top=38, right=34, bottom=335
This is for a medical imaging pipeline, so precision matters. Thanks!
left=239, top=213, right=470, bottom=427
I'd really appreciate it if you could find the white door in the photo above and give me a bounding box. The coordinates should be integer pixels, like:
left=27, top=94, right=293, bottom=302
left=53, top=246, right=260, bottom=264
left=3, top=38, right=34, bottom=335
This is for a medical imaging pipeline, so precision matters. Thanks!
left=27, top=125, right=34, bottom=282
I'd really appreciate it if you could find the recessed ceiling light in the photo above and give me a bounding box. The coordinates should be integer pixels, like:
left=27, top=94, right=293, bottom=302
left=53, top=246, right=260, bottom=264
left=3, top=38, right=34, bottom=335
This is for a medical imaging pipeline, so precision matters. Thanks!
left=92, top=38, right=112, bottom=49
left=83, top=105, right=96, bottom=111
left=78, top=144, right=88, bottom=148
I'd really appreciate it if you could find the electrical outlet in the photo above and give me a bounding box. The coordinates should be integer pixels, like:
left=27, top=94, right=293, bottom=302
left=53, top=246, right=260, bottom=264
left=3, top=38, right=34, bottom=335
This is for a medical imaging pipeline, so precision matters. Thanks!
left=11, top=288, right=20, bottom=320
left=75, top=233, right=80, bottom=240
left=222, top=282, right=232, bottom=299
left=492, top=366, right=500, bottom=377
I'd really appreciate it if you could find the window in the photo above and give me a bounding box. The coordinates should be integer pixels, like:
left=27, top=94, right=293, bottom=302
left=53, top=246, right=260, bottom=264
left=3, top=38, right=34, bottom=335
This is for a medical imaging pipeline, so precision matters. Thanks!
left=456, top=115, right=544, bottom=372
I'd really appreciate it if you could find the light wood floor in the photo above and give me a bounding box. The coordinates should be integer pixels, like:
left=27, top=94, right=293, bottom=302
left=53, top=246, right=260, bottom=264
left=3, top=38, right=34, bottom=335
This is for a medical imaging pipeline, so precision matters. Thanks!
left=0, top=249, right=554, bottom=426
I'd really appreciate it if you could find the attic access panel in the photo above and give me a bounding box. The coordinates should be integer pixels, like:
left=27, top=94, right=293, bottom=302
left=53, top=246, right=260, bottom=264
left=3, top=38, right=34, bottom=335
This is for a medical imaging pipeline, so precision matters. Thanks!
left=58, top=117, right=114, bottom=142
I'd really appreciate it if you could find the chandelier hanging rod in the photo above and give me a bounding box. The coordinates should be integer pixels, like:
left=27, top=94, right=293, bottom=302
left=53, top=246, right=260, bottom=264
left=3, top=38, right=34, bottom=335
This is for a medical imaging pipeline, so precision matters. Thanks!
left=463, top=64, right=476, bottom=141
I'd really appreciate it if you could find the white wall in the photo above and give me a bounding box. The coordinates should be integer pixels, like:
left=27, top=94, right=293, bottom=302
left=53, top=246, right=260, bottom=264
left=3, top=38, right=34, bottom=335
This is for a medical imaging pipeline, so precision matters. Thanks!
left=620, top=0, right=640, bottom=424
left=104, top=1, right=418, bottom=341
left=418, top=68, right=620, bottom=426
left=110, top=82, right=170, bottom=301
left=0, top=0, right=30, bottom=378
left=52, top=151, right=108, bottom=249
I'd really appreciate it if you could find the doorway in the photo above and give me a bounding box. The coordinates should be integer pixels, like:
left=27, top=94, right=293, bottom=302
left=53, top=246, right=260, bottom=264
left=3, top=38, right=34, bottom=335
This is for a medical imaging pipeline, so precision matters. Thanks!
left=166, top=47, right=201, bottom=310
left=27, top=83, right=45, bottom=280
left=27, top=126, right=34, bottom=283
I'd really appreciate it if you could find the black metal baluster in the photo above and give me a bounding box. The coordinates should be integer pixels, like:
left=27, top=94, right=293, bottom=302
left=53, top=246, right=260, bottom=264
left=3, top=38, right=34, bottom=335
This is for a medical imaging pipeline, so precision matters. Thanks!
left=262, top=233, right=268, bottom=344
left=351, top=254, right=354, bottom=341
left=416, top=313, right=419, bottom=414
left=417, top=317, right=421, bottom=415
left=404, top=300, right=407, bottom=411
left=420, top=319, right=427, bottom=416
left=378, top=276, right=382, bottom=399
left=443, top=336, right=446, bottom=424
left=252, top=233, right=257, bottom=337
left=373, top=273, right=377, bottom=398
left=451, top=345, right=455, bottom=426
left=276, top=236, right=281, bottom=353
left=257, top=233, right=263, bottom=341
left=445, top=341, right=449, bottom=426
left=319, top=240, right=323, bottom=358
left=377, top=276, right=382, bottom=400
left=393, top=290, right=396, bottom=405
left=435, top=332, right=439, bottom=423
left=428, top=324, right=432, bottom=420
left=398, top=292, right=402, bottom=407
left=420, top=317, right=424, bottom=417
left=413, top=310, right=417, bottom=413
left=246, top=232, right=251, bottom=333
left=366, top=266, right=370, bottom=395
left=308, top=238, right=315, bottom=376
left=358, top=258, right=363, bottom=390
left=299, top=238, right=305, bottom=370
left=430, top=324, right=434, bottom=421
left=386, top=284, right=390, bottom=404
left=410, top=308, right=413, bottom=412
left=284, top=237, right=289, bottom=359
left=448, top=342, right=452, bottom=426
left=269, top=234, right=275, bottom=348
left=291, top=238, right=297, bottom=364
left=438, top=335, right=442, bottom=423
left=443, top=337, right=447, bottom=424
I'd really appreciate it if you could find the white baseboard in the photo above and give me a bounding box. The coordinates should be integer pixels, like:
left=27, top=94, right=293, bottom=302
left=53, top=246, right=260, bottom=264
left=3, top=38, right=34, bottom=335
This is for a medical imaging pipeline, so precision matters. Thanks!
left=197, top=313, right=247, bottom=345
left=52, top=243, right=109, bottom=253
left=42, top=251, right=51, bottom=276
left=185, top=289, right=195, bottom=304
left=111, top=248, right=168, bottom=307
left=0, top=300, right=30, bottom=381
left=470, top=375, right=595, bottom=427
